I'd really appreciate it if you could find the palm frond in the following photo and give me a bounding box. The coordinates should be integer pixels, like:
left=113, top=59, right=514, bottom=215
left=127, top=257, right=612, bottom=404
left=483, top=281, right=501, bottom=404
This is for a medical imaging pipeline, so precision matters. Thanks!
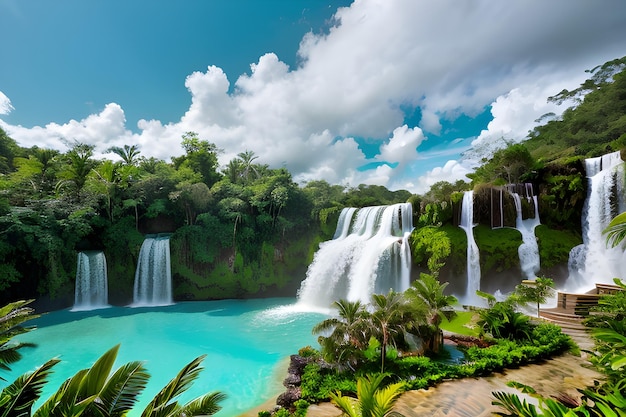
left=603, top=211, right=626, bottom=248
left=491, top=391, right=540, bottom=417
left=329, top=391, right=360, bottom=417
left=372, top=382, right=404, bottom=417
left=0, top=357, right=60, bottom=417
left=77, top=345, right=121, bottom=399
left=141, top=355, right=206, bottom=417
left=34, top=368, right=89, bottom=417
left=176, top=391, right=227, bottom=417
left=94, top=360, right=150, bottom=417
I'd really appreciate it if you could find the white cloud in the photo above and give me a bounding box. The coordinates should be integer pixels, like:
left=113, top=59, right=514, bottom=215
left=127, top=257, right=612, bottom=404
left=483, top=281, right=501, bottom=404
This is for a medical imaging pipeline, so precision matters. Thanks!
left=0, top=91, right=13, bottom=115
left=414, top=160, right=472, bottom=194
left=462, top=78, right=583, bottom=165
left=2, top=0, right=625, bottom=194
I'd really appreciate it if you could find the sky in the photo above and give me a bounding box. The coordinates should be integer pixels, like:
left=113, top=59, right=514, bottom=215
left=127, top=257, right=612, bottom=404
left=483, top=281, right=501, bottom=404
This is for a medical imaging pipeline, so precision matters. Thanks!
left=1, top=0, right=625, bottom=194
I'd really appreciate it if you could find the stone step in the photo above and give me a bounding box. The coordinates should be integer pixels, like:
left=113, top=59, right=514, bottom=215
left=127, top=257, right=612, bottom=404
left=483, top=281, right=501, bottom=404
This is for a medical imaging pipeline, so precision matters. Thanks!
left=540, top=309, right=586, bottom=325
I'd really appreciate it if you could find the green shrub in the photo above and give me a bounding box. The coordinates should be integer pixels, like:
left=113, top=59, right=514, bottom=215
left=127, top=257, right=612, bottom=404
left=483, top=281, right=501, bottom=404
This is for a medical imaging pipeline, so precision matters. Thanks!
left=293, top=399, right=309, bottom=417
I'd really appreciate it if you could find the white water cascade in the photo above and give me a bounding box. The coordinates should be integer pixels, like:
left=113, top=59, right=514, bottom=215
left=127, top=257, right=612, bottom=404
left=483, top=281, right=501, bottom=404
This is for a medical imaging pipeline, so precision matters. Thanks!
left=508, top=184, right=541, bottom=280
left=459, top=191, right=481, bottom=305
left=73, top=251, right=109, bottom=311
left=297, top=203, right=413, bottom=310
left=567, top=151, right=626, bottom=291
left=133, top=234, right=173, bottom=306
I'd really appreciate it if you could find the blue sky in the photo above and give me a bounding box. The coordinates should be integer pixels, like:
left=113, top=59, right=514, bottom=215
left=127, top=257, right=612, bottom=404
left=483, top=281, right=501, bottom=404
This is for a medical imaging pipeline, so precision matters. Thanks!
left=1, top=0, right=625, bottom=193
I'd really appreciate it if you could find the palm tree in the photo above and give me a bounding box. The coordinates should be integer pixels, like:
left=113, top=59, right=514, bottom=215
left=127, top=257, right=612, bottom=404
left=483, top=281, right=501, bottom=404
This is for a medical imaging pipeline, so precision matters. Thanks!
left=329, top=374, right=405, bottom=417
left=56, top=142, right=95, bottom=197
left=32, top=344, right=149, bottom=417
left=370, top=291, right=412, bottom=373
left=108, top=144, right=141, bottom=166
left=237, top=150, right=259, bottom=183
left=1, top=345, right=226, bottom=417
left=312, top=299, right=370, bottom=369
left=0, top=300, right=39, bottom=377
left=404, top=273, right=457, bottom=354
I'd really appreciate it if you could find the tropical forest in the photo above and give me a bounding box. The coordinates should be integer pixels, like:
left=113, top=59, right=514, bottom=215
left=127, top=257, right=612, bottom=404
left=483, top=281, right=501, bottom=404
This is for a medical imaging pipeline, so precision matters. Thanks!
left=1, top=57, right=626, bottom=416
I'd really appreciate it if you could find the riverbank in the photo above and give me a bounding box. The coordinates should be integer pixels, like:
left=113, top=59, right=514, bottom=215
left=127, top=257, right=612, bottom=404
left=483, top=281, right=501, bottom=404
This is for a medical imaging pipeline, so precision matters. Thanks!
left=242, top=348, right=601, bottom=417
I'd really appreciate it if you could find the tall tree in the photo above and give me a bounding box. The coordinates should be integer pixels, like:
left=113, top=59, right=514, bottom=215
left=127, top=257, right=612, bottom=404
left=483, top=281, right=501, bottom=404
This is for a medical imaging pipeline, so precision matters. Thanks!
left=172, top=132, right=222, bottom=187
left=370, top=291, right=412, bottom=373
left=56, top=142, right=96, bottom=197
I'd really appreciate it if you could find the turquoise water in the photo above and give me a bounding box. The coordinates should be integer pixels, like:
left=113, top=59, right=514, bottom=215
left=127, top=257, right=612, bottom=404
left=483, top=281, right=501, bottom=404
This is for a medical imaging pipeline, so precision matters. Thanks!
left=4, top=298, right=325, bottom=417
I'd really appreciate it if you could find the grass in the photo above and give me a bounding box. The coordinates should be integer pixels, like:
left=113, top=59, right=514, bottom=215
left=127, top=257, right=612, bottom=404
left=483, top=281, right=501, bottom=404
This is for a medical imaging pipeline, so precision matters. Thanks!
left=440, top=310, right=479, bottom=337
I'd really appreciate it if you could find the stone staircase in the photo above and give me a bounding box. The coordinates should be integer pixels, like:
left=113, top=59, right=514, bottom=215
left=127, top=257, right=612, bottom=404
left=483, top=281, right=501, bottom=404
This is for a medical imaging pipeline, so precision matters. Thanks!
left=539, top=307, right=594, bottom=352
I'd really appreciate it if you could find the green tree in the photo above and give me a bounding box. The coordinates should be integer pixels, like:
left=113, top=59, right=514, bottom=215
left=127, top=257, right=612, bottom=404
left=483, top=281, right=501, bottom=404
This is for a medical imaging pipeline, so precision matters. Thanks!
left=370, top=291, right=412, bottom=373
left=513, top=276, right=555, bottom=318
left=172, top=132, right=222, bottom=187
left=405, top=274, right=457, bottom=354
left=169, top=182, right=212, bottom=225
left=468, top=143, right=537, bottom=186
left=312, top=299, right=370, bottom=370
left=329, top=374, right=405, bottom=417
left=237, top=150, right=260, bottom=183
left=107, top=144, right=141, bottom=166
left=0, top=128, right=21, bottom=174
left=56, top=142, right=96, bottom=197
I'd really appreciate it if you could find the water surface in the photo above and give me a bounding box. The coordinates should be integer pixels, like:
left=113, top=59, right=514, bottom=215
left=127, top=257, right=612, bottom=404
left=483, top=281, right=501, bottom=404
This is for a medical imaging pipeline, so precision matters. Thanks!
left=5, top=298, right=324, bottom=417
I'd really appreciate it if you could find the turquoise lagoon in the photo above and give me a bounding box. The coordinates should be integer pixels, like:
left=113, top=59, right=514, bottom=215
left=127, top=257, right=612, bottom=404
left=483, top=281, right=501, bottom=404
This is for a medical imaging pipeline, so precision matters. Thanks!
left=6, top=298, right=325, bottom=417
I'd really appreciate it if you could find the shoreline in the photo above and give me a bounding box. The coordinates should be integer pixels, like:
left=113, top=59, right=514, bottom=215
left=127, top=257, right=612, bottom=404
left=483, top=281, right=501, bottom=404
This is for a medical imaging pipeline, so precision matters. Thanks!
left=237, top=356, right=290, bottom=417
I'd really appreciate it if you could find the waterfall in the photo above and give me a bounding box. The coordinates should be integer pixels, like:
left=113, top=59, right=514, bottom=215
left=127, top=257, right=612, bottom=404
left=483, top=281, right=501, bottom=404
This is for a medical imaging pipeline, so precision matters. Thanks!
left=567, top=151, right=626, bottom=291
left=73, top=251, right=109, bottom=311
left=459, top=191, right=481, bottom=305
left=133, top=234, right=173, bottom=306
left=297, top=203, right=413, bottom=310
left=508, top=184, right=541, bottom=280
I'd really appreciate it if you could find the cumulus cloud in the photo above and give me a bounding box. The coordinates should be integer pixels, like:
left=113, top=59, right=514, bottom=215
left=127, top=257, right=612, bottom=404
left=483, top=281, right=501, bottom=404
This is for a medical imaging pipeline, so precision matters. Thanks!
left=414, top=160, right=472, bottom=194
left=2, top=0, right=625, bottom=194
left=462, top=78, right=583, bottom=165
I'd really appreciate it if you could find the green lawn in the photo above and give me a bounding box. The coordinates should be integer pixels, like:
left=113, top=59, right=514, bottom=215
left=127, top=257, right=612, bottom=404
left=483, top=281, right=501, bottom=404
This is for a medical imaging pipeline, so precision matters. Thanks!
left=440, top=310, right=479, bottom=336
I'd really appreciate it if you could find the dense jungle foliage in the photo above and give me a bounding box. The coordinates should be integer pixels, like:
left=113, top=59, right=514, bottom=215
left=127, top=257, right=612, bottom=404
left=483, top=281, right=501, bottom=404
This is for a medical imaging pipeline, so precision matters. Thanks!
left=0, top=56, right=625, bottom=307
left=0, top=130, right=410, bottom=306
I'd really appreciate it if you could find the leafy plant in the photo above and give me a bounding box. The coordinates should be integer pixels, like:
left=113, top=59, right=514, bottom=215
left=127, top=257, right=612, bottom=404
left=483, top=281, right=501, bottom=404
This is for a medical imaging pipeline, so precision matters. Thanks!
left=0, top=345, right=226, bottom=417
left=329, top=374, right=405, bottom=417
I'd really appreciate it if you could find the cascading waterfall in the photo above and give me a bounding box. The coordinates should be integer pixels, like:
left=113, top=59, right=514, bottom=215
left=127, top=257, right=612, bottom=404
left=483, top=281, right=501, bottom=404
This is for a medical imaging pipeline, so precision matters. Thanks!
left=508, top=184, right=541, bottom=280
left=567, top=151, right=626, bottom=291
left=459, top=191, right=481, bottom=305
left=73, top=251, right=109, bottom=311
left=297, top=203, right=413, bottom=310
left=133, top=234, right=173, bottom=306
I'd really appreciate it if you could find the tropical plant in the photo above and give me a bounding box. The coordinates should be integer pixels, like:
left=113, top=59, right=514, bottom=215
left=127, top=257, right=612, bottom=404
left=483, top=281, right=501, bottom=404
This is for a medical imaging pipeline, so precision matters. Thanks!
left=329, top=374, right=405, bottom=417
left=475, top=294, right=534, bottom=341
left=514, top=276, right=555, bottom=318
left=0, top=345, right=226, bottom=417
left=312, top=299, right=370, bottom=370
left=491, top=279, right=626, bottom=417
left=604, top=211, right=626, bottom=248
left=108, top=144, right=141, bottom=166
left=370, top=291, right=413, bottom=373
left=0, top=300, right=39, bottom=377
left=404, top=274, right=457, bottom=354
